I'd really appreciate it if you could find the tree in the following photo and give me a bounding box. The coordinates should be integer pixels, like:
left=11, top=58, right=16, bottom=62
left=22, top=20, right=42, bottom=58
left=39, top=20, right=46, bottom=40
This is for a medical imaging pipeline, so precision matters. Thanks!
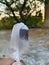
left=44, top=0, right=49, bottom=27
left=0, top=0, right=44, bottom=23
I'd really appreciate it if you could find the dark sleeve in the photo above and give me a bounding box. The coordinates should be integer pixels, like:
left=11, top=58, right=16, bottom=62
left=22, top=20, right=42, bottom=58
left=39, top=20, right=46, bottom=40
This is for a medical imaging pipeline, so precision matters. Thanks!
left=20, top=29, right=29, bottom=40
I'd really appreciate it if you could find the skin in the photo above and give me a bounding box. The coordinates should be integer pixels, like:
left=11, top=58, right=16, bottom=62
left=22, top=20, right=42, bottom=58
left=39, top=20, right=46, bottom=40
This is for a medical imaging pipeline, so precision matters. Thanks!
left=0, top=58, right=25, bottom=65
left=12, top=62, right=24, bottom=65
left=0, top=58, right=16, bottom=65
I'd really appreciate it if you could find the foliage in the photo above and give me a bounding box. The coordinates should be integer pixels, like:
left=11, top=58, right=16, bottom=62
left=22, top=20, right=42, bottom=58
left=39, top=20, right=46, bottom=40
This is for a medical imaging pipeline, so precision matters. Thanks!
left=0, top=17, right=16, bottom=30
left=26, top=10, right=44, bottom=28
left=45, top=0, right=49, bottom=4
left=0, top=0, right=44, bottom=29
left=26, top=17, right=44, bottom=28
left=0, top=11, right=44, bottom=29
left=0, top=0, right=44, bottom=21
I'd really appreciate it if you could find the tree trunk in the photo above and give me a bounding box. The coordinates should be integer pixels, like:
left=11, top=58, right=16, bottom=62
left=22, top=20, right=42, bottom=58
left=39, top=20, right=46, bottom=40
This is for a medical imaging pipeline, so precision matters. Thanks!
left=19, top=0, right=28, bottom=24
left=44, top=3, right=49, bottom=27
left=6, top=2, right=19, bottom=22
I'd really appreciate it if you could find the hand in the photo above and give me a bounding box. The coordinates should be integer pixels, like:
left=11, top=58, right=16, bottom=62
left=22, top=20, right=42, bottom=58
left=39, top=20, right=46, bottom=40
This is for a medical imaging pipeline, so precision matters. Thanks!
left=12, top=62, right=24, bottom=65
left=0, top=58, right=15, bottom=65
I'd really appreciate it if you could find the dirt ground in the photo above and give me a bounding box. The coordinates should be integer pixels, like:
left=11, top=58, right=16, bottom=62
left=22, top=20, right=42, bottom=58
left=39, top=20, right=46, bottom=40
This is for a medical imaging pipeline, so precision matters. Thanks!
left=0, top=28, right=49, bottom=65
left=29, top=28, right=49, bottom=38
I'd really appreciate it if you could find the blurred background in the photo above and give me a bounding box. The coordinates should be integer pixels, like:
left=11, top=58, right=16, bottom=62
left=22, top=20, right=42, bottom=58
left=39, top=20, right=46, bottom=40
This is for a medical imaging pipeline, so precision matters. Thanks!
left=0, top=0, right=45, bottom=29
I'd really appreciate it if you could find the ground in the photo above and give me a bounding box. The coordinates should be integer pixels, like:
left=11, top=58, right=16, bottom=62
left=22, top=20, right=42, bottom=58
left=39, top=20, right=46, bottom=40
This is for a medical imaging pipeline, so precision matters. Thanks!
left=0, top=29, right=49, bottom=65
